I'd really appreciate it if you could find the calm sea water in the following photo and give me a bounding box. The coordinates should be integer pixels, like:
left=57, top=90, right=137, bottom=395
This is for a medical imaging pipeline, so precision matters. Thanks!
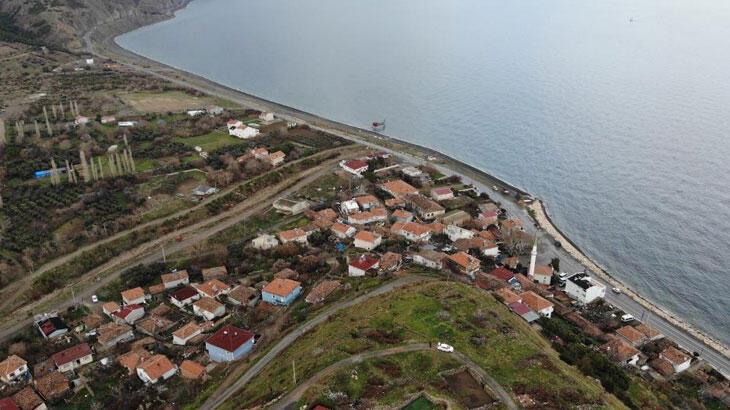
left=117, top=0, right=730, bottom=344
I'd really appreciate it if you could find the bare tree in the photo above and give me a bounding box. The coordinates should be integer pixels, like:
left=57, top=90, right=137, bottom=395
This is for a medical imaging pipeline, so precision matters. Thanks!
left=43, top=106, right=53, bottom=136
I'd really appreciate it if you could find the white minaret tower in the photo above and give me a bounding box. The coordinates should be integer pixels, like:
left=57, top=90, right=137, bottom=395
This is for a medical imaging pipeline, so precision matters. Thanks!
left=528, top=238, right=537, bottom=277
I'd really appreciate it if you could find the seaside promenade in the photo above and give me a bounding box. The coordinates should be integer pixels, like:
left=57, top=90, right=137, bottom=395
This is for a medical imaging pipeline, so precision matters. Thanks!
left=82, top=12, right=730, bottom=378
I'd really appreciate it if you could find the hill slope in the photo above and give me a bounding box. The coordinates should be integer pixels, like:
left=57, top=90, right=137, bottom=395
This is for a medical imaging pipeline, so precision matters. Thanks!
left=0, top=0, right=189, bottom=50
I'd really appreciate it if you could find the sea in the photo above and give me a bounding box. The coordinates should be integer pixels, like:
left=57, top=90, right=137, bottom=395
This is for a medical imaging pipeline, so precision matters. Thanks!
left=117, top=0, right=730, bottom=345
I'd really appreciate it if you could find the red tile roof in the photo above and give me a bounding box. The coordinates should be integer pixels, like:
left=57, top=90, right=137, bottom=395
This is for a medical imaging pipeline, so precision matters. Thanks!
left=52, top=343, right=92, bottom=367
left=262, top=278, right=302, bottom=297
left=489, top=267, right=514, bottom=281
left=171, top=286, right=199, bottom=302
left=349, top=254, right=380, bottom=271
left=206, top=325, right=254, bottom=352
left=344, top=159, right=368, bottom=170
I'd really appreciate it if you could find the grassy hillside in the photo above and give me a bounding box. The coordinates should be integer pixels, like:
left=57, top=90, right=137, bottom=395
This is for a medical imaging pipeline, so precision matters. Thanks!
left=223, top=281, right=627, bottom=409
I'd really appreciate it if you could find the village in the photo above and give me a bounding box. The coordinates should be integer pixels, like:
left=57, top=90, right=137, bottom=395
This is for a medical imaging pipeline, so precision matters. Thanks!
left=0, top=42, right=728, bottom=410
left=1, top=107, right=728, bottom=408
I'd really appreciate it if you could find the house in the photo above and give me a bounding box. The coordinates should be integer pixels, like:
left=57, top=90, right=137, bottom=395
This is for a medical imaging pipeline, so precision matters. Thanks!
left=251, top=147, right=269, bottom=159
left=340, top=200, right=360, bottom=215
left=406, top=194, right=445, bottom=220
left=252, top=233, right=279, bottom=250
left=353, top=231, right=382, bottom=251
left=479, top=202, right=500, bottom=213
left=100, top=115, right=116, bottom=124
left=35, top=316, right=68, bottom=339
left=111, top=304, right=145, bottom=325
left=52, top=343, right=93, bottom=373
left=600, top=338, right=640, bottom=366
left=187, top=109, right=206, bottom=117
left=274, top=268, right=299, bottom=280
left=660, top=347, right=692, bottom=373
left=520, top=291, right=553, bottom=318
left=391, top=209, right=413, bottom=223
left=634, top=324, right=663, bottom=341
left=489, top=267, right=515, bottom=283
left=348, top=254, right=380, bottom=277
left=262, top=278, right=302, bottom=306
left=478, top=211, right=499, bottom=226
left=179, top=360, right=206, bottom=380
left=0, top=398, right=19, bottom=410
left=564, top=272, right=606, bottom=305
left=315, top=208, right=338, bottom=221
left=503, top=256, right=520, bottom=270
left=340, top=159, right=369, bottom=176
left=305, top=280, right=341, bottom=304
left=0, top=355, right=29, bottom=384
left=118, top=351, right=151, bottom=375
left=616, top=325, right=647, bottom=346
left=192, top=184, right=218, bottom=197
left=121, top=287, right=147, bottom=305
left=161, top=270, right=189, bottom=289
left=259, top=112, right=275, bottom=121
left=227, top=119, right=243, bottom=129
left=384, top=197, right=405, bottom=208
left=206, top=325, right=255, bottom=362
left=170, top=286, right=200, bottom=308
left=149, top=283, right=166, bottom=296
left=347, top=208, right=388, bottom=225
left=400, top=166, right=423, bottom=178
left=206, top=105, right=224, bottom=115
left=379, top=252, right=403, bottom=273
left=227, top=286, right=260, bottom=307
left=508, top=302, right=540, bottom=323
left=74, top=116, right=90, bottom=126
left=267, top=151, right=286, bottom=166
left=136, top=315, right=174, bottom=337
left=391, top=222, right=431, bottom=242
left=34, top=372, right=69, bottom=401
left=531, top=265, right=553, bottom=286
left=137, top=355, right=177, bottom=384
left=439, top=210, right=471, bottom=227
left=12, top=386, right=46, bottom=410
left=273, top=198, right=310, bottom=215
left=102, top=302, right=120, bottom=316
left=412, top=250, right=446, bottom=270
left=445, top=225, right=474, bottom=242
left=202, top=266, right=228, bottom=281
left=193, top=279, right=231, bottom=299
left=431, top=187, right=454, bottom=201
left=354, top=195, right=380, bottom=210
left=278, top=228, right=308, bottom=244
left=494, top=287, right=522, bottom=305
left=331, top=223, right=357, bottom=239
left=229, top=125, right=259, bottom=139
left=481, top=240, right=500, bottom=257
left=380, top=180, right=419, bottom=198
left=446, top=251, right=481, bottom=277
left=193, top=297, right=226, bottom=321
left=97, top=323, right=134, bottom=349
left=500, top=218, right=523, bottom=233
left=172, top=323, right=203, bottom=346
left=118, top=121, right=137, bottom=127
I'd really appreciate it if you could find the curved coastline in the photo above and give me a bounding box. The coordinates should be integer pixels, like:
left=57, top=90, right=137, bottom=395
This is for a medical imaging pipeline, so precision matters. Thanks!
left=83, top=0, right=729, bottom=367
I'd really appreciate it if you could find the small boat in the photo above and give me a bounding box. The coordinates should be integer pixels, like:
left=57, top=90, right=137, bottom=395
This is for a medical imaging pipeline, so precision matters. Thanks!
left=371, top=119, right=385, bottom=131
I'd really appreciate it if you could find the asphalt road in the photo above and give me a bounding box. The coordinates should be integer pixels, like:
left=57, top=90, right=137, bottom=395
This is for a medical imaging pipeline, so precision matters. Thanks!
left=272, top=343, right=518, bottom=410
left=200, top=275, right=427, bottom=410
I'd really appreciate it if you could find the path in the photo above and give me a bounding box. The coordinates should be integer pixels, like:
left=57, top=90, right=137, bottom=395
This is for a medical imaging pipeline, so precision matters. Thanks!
left=200, top=275, right=427, bottom=410
left=272, top=344, right=518, bottom=410
left=0, top=155, right=343, bottom=343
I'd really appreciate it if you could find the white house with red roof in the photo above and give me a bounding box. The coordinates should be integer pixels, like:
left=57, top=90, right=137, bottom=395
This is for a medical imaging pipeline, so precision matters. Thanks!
left=52, top=343, right=93, bottom=373
left=348, top=254, right=380, bottom=277
left=111, top=304, right=145, bottom=325
left=340, top=159, right=369, bottom=176
left=353, top=231, right=382, bottom=251
left=431, top=187, right=454, bottom=201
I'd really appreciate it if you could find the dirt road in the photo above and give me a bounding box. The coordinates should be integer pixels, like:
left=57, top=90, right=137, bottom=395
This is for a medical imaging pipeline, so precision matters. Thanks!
left=271, top=344, right=518, bottom=410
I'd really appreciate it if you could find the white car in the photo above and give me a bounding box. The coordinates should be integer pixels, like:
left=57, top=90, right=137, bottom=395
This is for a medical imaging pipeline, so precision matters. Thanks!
left=611, top=287, right=621, bottom=294
left=436, top=342, right=454, bottom=353
left=91, top=295, right=98, bottom=303
left=621, top=314, right=634, bottom=323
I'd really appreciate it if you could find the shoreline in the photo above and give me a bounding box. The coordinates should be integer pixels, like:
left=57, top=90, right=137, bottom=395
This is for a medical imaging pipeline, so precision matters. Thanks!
left=82, top=2, right=729, bottom=368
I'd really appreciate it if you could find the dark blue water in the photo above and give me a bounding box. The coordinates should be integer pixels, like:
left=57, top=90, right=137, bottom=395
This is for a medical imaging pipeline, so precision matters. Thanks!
left=117, top=0, right=730, bottom=344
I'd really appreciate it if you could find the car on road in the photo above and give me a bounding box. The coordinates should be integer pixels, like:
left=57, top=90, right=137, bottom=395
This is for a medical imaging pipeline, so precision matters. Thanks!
left=436, top=342, right=454, bottom=353
left=611, top=287, right=621, bottom=294
left=492, top=185, right=498, bottom=191
left=621, top=314, right=635, bottom=323
left=91, top=295, right=98, bottom=303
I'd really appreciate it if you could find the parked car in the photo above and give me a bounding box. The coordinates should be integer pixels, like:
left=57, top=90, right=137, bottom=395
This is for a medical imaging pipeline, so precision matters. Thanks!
left=611, top=287, right=621, bottom=294
left=621, top=314, right=635, bottom=323
left=91, top=295, right=98, bottom=303
left=436, top=342, right=454, bottom=353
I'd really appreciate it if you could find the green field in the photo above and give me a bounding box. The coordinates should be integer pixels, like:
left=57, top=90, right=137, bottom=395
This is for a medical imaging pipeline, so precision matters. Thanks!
left=225, top=281, right=626, bottom=409
left=175, top=130, right=246, bottom=152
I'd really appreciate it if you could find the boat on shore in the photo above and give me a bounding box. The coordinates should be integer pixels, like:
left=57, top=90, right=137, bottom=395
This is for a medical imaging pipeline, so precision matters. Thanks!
left=371, top=119, right=385, bottom=131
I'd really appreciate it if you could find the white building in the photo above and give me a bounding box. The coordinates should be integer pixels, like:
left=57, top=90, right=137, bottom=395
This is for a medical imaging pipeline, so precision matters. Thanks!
left=187, top=110, right=206, bottom=117
left=353, top=231, right=382, bottom=251
left=340, top=200, right=360, bottom=215
left=340, top=159, right=369, bottom=176
left=445, top=225, right=474, bottom=242
left=412, top=250, right=446, bottom=270
left=74, top=116, right=90, bottom=126
left=564, top=272, right=606, bottom=304
left=229, top=125, right=259, bottom=139
left=0, top=355, right=29, bottom=384
left=259, top=112, right=275, bottom=121
left=252, top=233, right=279, bottom=250
left=137, top=355, right=177, bottom=384
left=331, top=223, right=357, bottom=239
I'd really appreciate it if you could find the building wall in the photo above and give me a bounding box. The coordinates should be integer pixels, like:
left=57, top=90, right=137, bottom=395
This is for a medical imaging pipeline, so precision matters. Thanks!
left=206, top=339, right=254, bottom=362
left=262, top=287, right=301, bottom=306
left=57, top=354, right=93, bottom=373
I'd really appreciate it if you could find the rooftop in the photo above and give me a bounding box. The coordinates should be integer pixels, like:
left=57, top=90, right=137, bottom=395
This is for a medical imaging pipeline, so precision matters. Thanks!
left=520, top=291, right=553, bottom=312
left=661, top=346, right=691, bottom=365
left=206, top=325, right=254, bottom=352
left=121, top=287, right=145, bottom=301
left=138, top=355, right=176, bottom=381
left=0, top=355, right=27, bottom=375
left=52, top=343, right=92, bottom=367
left=349, top=254, right=380, bottom=271
left=263, top=278, right=302, bottom=297
left=161, top=270, right=189, bottom=284
left=193, top=297, right=224, bottom=313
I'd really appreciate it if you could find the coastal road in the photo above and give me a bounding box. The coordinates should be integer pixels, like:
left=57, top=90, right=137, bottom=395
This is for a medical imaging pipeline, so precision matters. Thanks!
left=272, top=344, right=518, bottom=410
left=84, top=21, right=730, bottom=376
left=0, top=157, right=344, bottom=344
left=200, top=275, right=428, bottom=410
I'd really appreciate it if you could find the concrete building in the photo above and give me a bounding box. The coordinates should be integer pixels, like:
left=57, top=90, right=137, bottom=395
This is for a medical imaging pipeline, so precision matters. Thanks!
left=565, top=272, right=606, bottom=305
left=206, top=325, right=255, bottom=362
left=262, top=278, right=302, bottom=306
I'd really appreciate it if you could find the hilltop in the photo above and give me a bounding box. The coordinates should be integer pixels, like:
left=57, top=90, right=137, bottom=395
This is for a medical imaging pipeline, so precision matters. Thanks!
left=0, top=0, right=189, bottom=50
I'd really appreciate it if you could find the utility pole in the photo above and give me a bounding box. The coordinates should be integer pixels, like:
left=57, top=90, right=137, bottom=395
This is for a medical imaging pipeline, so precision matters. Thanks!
left=292, top=360, right=296, bottom=386
left=161, top=244, right=167, bottom=263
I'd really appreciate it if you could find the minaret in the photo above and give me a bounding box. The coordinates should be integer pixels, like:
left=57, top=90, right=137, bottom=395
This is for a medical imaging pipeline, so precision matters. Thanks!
left=528, top=238, right=537, bottom=277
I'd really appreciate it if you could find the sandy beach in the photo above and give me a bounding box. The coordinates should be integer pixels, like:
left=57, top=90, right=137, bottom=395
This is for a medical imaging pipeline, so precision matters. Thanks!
left=79, top=1, right=729, bottom=376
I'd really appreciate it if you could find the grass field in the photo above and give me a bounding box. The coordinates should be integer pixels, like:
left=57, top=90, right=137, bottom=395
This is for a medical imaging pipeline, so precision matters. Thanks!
left=226, top=281, right=626, bottom=409
left=118, top=91, right=237, bottom=113
left=175, top=130, right=246, bottom=152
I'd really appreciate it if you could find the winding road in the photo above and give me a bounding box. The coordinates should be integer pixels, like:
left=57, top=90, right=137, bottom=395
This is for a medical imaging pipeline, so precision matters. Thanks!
left=271, top=344, right=518, bottom=410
